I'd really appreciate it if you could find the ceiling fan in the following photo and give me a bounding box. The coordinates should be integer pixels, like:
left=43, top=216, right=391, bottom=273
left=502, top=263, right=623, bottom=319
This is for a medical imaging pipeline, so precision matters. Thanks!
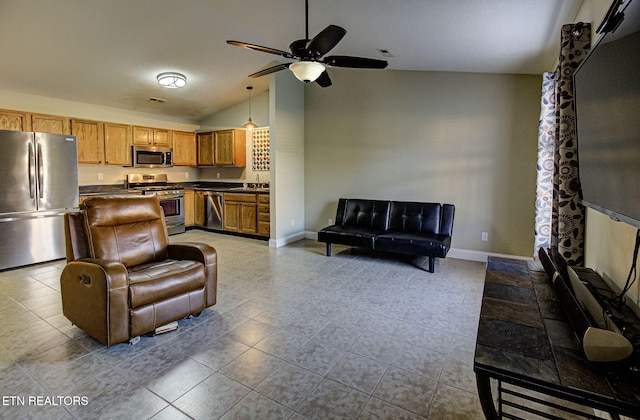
left=226, top=0, right=389, bottom=88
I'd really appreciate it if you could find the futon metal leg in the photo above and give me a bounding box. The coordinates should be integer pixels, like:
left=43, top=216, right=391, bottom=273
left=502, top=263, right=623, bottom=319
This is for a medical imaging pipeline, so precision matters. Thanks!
left=326, top=243, right=332, bottom=256
left=428, top=257, right=435, bottom=273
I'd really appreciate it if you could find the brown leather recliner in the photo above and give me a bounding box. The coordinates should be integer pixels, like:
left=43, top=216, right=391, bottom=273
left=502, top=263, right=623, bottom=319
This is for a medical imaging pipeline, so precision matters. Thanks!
left=60, top=195, right=217, bottom=346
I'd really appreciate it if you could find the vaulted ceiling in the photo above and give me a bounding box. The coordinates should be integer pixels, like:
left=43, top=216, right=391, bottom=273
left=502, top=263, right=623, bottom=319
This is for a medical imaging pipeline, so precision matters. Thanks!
left=0, top=0, right=583, bottom=121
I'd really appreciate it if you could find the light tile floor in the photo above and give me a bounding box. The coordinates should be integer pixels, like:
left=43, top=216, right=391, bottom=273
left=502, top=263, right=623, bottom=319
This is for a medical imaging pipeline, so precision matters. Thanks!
left=0, top=231, right=487, bottom=419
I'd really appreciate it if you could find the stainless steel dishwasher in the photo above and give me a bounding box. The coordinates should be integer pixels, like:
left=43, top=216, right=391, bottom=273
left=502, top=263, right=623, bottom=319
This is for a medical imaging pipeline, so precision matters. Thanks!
left=204, top=191, right=224, bottom=230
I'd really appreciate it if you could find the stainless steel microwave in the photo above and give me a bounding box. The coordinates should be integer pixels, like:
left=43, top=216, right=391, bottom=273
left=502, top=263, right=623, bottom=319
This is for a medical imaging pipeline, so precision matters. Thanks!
left=132, top=145, right=173, bottom=168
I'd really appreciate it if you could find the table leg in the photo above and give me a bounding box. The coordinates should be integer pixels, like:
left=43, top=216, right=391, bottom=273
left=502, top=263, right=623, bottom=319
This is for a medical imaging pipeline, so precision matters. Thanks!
left=476, top=373, right=499, bottom=420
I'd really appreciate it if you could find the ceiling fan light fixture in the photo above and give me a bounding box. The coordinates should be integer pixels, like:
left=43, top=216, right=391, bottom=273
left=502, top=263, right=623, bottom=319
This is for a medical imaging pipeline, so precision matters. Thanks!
left=289, top=61, right=325, bottom=83
left=157, top=72, right=187, bottom=88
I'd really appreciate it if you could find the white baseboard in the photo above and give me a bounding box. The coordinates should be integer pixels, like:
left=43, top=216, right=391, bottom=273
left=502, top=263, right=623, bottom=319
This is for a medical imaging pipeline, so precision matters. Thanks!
left=447, top=248, right=532, bottom=262
left=269, top=231, right=307, bottom=248
left=302, top=230, right=532, bottom=262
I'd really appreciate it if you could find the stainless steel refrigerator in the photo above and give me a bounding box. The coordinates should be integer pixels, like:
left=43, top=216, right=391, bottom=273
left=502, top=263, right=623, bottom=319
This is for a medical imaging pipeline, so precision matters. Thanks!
left=0, top=130, right=79, bottom=270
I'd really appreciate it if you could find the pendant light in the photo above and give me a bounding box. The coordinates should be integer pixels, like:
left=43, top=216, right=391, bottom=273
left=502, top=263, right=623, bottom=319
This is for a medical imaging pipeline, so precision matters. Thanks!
left=243, top=86, right=258, bottom=129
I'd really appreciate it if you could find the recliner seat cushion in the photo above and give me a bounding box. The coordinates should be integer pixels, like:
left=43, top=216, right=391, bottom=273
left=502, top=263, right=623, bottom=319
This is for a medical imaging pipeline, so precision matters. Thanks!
left=128, top=259, right=205, bottom=308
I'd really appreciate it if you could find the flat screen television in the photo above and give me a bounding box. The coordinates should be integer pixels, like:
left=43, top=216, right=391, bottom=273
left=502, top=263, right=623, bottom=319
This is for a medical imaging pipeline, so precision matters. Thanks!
left=574, top=0, right=640, bottom=228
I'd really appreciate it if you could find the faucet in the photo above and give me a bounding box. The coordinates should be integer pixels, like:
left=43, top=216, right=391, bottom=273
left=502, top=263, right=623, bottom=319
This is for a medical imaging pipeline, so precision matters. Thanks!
left=256, top=174, right=260, bottom=187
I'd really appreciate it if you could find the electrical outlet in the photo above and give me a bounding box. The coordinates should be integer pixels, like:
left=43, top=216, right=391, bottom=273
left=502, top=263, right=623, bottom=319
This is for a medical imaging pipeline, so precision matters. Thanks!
left=328, top=218, right=333, bottom=225
left=216, top=173, right=220, bottom=179
left=97, top=173, right=103, bottom=180
left=482, top=232, right=489, bottom=241
left=291, top=219, right=295, bottom=226
left=184, top=172, right=189, bottom=179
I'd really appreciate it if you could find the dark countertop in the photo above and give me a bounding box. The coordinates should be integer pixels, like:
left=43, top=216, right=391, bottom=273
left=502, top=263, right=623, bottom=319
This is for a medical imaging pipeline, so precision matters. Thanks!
left=80, top=182, right=269, bottom=195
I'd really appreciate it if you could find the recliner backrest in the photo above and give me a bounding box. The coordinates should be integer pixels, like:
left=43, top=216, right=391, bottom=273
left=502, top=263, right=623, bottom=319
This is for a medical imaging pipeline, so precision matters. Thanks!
left=81, top=195, right=169, bottom=268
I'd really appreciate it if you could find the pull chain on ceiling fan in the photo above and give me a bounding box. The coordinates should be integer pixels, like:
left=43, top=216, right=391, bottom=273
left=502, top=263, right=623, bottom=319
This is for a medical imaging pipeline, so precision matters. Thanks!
left=226, top=0, right=388, bottom=87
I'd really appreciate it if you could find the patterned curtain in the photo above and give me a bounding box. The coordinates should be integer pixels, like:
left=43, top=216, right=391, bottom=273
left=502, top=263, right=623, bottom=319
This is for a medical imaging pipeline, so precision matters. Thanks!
left=551, top=23, right=591, bottom=265
left=534, top=72, right=557, bottom=255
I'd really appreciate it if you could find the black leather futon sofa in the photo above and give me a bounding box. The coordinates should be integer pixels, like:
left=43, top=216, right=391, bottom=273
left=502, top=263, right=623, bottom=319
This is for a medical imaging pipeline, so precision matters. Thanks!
left=317, top=198, right=455, bottom=272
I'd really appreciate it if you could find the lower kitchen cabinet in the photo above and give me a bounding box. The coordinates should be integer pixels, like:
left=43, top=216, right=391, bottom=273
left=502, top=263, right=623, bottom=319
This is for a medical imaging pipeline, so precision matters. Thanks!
left=194, top=191, right=205, bottom=226
left=257, top=193, right=270, bottom=237
left=224, top=193, right=257, bottom=234
left=184, top=190, right=195, bottom=227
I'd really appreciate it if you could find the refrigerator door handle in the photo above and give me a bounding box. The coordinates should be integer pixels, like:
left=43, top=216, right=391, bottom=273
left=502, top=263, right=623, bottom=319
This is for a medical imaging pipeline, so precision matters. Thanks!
left=37, top=142, right=44, bottom=199
left=28, top=142, right=36, bottom=199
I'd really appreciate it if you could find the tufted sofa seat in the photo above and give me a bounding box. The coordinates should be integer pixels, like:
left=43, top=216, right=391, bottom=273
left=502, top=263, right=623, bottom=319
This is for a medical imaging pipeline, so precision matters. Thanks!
left=60, top=195, right=217, bottom=346
left=318, top=198, right=455, bottom=272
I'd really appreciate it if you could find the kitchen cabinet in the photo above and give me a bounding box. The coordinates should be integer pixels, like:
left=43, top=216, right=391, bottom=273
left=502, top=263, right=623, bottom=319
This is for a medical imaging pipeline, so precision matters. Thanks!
left=0, top=109, right=31, bottom=131
left=214, top=129, right=246, bottom=166
left=103, top=122, right=132, bottom=166
left=184, top=190, right=195, bottom=226
left=133, top=126, right=171, bottom=147
left=72, top=118, right=104, bottom=164
left=173, top=131, right=197, bottom=166
left=197, top=132, right=214, bottom=166
left=257, top=193, right=270, bottom=237
left=185, top=190, right=208, bottom=228
left=224, top=192, right=257, bottom=234
left=31, top=113, right=71, bottom=135
left=194, top=191, right=205, bottom=226
left=197, top=129, right=246, bottom=167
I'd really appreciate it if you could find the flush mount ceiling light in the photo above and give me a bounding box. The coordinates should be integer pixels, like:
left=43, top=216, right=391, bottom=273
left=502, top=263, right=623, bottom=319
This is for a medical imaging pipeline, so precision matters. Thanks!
left=289, top=61, right=326, bottom=83
left=242, top=86, right=258, bottom=129
left=157, top=72, right=187, bottom=88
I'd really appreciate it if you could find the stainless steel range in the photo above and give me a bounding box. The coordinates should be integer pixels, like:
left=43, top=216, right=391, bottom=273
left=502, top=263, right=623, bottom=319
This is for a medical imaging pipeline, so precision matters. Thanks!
left=126, top=173, right=185, bottom=235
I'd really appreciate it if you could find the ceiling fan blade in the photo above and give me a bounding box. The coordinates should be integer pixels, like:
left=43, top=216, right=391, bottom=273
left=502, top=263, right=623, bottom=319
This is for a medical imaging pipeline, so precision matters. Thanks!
left=248, top=63, right=291, bottom=78
left=227, top=40, right=294, bottom=59
left=315, top=71, right=332, bottom=88
left=323, top=55, right=389, bottom=69
left=306, top=25, right=347, bottom=58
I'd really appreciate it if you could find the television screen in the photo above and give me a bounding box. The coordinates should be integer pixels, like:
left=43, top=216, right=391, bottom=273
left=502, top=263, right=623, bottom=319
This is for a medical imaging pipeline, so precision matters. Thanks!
left=574, top=0, right=640, bottom=227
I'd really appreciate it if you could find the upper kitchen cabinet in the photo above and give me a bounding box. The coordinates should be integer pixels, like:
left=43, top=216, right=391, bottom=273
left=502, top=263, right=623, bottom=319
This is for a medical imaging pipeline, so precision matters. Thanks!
left=31, top=113, right=71, bottom=135
left=103, top=122, right=132, bottom=166
left=215, top=129, right=246, bottom=166
left=71, top=118, right=104, bottom=165
left=196, top=131, right=214, bottom=166
left=173, top=130, right=197, bottom=166
left=197, top=129, right=246, bottom=167
left=0, top=109, right=31, bottom=131
left=133, top=126, right=171, bottom=147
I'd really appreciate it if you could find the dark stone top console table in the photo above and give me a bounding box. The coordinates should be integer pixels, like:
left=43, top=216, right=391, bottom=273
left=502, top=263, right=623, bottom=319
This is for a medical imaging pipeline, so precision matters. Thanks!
left=474, top=256, right=640, bottom=419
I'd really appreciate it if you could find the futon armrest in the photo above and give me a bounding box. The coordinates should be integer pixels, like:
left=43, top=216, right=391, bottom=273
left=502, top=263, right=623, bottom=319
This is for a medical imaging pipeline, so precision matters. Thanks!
left=60, top=259, right=129, bottom=346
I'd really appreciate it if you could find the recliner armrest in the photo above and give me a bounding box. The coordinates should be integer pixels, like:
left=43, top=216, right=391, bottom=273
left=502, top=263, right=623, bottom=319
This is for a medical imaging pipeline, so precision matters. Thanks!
left=168, top=242, right=217, bottom=307
left=60, top=259, right=129, bottom=346
left=168, top=242, right=217, bottom=266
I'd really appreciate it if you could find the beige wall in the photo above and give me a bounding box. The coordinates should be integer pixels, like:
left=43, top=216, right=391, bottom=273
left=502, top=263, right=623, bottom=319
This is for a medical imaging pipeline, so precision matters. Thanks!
left=304, top=69, right=541, bottom=257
